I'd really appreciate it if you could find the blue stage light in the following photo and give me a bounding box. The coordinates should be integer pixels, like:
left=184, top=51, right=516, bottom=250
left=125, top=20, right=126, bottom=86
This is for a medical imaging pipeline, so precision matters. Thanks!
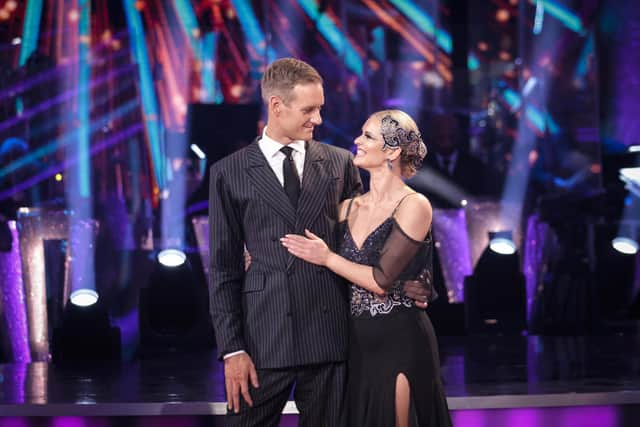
left=612, top=237, right=638, bottom=255
left=489, top=230, right=517, bottom=255
left=70, top=289, right=99, bottom=307
left=157, top=249, right=187, bottom=267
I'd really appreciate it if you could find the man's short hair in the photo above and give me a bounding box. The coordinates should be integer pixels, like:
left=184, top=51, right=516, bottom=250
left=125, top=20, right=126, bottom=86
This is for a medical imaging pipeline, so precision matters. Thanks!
left=260, top=58, right=323, bottom=105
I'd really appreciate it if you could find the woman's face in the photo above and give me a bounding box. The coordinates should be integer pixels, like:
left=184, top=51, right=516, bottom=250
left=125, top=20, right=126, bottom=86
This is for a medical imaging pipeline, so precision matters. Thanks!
left=353, top=117, right=391, bottom=170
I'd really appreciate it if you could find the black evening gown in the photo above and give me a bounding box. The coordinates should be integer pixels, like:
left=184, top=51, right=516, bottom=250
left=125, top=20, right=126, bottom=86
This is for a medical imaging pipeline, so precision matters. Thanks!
left=339, top=206, right=452, bottom=427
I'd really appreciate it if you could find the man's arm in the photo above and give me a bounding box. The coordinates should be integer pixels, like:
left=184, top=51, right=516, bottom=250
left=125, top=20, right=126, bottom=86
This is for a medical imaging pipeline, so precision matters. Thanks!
left=209, top=166, right=259, bottom=412
left=208, top=165, right=246, bottom=358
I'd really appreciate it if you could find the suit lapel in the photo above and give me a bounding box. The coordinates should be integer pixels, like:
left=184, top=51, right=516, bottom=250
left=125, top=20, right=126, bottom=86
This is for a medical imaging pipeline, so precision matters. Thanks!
left=296, top=140, right=330, bottom=232
left=245, top=141, right=296, bottom=227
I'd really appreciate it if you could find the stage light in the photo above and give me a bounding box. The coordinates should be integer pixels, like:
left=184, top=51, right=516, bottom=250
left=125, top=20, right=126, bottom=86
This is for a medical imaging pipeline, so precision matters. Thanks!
left=464, top=230, right=526, bottom=334
left=190, top=143, right=206, bottom=160
left=522, top=77, right=538, bottom=97
left=499, top=51, right=512, bottom=61
left=533, top=0, right=545, bottom=34
left=157, top=249, right=186, bottom=267
left=68, top=9, right=79, bottom=22
left=496, top=8, right=510, bottom=23
left=620, top=167, right=640, bottom=198
left=11, top=37, right=21, bottom=45
left=612, top=237, right=638, bottom=255
left=55, top=173, right=62, bottom=182
left=51, top=296, right=121, bottom=365
left=139, top=253, right=214, bottom=356
left=69, top=289, right=99, bottom=307
left=629, top=145, right=640, bottom=153
left=489, top=230, right=517, bottom=255
left=461, top=199, right=468, bottom=207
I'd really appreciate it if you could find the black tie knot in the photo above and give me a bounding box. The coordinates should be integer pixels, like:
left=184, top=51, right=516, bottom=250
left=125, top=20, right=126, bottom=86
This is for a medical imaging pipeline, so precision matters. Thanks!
left=281, top=146, right=294, bottom=159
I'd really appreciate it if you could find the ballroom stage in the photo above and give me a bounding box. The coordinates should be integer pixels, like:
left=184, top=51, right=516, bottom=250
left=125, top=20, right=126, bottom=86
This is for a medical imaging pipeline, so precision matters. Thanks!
left=1, top=334, right=640, bottom=426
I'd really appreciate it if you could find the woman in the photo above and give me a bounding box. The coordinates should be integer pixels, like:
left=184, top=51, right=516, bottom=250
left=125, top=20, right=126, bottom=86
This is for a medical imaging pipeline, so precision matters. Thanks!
left=281, top=110, right=452, bottom=427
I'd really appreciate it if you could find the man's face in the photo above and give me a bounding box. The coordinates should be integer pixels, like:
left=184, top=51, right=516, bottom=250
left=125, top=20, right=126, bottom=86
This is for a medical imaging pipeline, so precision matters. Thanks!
left=276, top=83, right=324, bottom=141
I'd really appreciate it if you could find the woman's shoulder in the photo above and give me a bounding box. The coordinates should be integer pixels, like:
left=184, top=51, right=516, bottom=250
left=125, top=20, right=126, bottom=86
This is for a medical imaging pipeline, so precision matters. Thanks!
left=396, top=191, right=431, bottom=215
left=393, top=192, right=432, bottom=241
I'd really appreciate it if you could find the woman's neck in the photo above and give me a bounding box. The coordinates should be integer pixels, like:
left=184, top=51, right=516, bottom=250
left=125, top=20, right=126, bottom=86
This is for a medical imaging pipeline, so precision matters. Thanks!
left=365, top=168, right=406, bottom=204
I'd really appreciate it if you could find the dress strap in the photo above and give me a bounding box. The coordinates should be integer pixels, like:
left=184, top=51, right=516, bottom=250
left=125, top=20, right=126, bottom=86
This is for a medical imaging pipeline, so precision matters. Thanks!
left=344, top=197, right=357, bottom=220
left=391, top=192, right=419, bottom=216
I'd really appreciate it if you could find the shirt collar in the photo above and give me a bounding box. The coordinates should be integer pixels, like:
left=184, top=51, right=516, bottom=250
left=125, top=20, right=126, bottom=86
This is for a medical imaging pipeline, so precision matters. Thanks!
left=260, top=127, right=306, bottom=158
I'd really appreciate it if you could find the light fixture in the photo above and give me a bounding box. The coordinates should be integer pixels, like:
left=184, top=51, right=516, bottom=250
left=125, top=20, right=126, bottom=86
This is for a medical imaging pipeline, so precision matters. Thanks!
left=139, top=252, right=214, bottom=356
left=464, top=229, right=525, bottom=334
left=489, top=230, right=516, bottom=255
left=612, top=237, right=639, bottom=255
left=157, top=249, right=186, bottom=267
left=51, top=294, right=121, bottom=365
left=69, top=289, right=99, bottom=307
left=619, top=167, right=640, bottom=198
left=190, top=143, right=206, bottom=159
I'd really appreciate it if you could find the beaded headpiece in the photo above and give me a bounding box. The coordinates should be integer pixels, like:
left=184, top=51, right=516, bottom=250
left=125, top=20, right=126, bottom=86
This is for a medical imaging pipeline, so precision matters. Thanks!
left=380, top=114, right=427, bottom=169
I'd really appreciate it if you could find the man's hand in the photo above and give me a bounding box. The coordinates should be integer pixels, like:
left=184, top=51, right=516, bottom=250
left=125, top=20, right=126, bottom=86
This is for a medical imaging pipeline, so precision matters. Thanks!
left=243, top=246, right=252, bottom=272
left=224, top=353, right=260, bottom=413
left=403, top=280, right=431, bottom=309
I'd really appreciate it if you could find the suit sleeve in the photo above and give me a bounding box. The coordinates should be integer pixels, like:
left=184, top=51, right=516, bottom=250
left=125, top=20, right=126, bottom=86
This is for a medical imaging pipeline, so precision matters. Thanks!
left=208, top=165, right=246, bottom=359
left=342, top=152, right=363, bottom=201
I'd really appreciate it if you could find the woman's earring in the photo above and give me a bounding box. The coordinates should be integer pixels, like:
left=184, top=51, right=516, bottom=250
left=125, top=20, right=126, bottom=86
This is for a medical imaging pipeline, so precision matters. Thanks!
left=387, top=159, right=393, bottom=170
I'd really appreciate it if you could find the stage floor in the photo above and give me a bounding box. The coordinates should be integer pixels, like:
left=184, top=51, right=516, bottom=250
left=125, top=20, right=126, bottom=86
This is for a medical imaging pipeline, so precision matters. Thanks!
left=1, top=335, right=640, bottom=418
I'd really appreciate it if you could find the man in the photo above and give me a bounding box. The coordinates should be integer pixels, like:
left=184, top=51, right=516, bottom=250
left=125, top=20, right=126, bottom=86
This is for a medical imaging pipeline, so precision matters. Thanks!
left=417, top=113, right=501, bottom=208
left=209, top=58, right=427, bottom=426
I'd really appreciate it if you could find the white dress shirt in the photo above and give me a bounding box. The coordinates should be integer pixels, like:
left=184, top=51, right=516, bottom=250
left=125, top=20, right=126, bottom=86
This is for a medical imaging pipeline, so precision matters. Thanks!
left=258, top=128, right=306, bottom=185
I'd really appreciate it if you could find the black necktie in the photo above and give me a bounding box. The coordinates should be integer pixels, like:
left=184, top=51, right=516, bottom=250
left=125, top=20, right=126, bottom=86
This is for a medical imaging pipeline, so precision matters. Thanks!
left=281, top=146, right=300, bottom=208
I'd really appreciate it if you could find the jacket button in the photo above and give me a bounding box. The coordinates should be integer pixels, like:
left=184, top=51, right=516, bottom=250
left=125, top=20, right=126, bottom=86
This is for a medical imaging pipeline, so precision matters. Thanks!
left=271, top=236, right=278, bottom=241
left=286, top=311, right=292, bottom=317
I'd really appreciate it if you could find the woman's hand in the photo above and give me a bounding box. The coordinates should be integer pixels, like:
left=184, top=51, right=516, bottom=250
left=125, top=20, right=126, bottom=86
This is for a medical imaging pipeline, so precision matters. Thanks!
left=281, top=229, right=331, bottom=266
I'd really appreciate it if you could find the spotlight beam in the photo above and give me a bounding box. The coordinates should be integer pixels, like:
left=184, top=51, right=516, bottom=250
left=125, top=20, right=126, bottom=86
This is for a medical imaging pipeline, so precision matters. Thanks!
left=297, top=0, right=364, bottom=77
left=408, top=168, right=470, bottom=207
left=122, top=0, right=165, bottom=191
left=0, top=64, right=137, bottom=134
left=0, top=98, right=140, bottom=179
left=0, top=124, right=143, bottom=202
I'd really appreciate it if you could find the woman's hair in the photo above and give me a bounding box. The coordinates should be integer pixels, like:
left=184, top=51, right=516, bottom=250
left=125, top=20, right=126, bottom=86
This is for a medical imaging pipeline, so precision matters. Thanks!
left=260, top=58, right=323, bottom=105
left=370, top=109, right=427, bottom=178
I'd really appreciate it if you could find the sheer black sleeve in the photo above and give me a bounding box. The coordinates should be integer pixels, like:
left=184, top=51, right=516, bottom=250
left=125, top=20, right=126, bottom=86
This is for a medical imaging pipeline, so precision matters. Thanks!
left=372, top=220, right=424, bottom=290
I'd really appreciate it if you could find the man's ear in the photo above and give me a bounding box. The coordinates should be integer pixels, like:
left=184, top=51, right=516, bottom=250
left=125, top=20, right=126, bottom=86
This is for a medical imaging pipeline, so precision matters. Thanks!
left=269, top=95, right=281, bottom=116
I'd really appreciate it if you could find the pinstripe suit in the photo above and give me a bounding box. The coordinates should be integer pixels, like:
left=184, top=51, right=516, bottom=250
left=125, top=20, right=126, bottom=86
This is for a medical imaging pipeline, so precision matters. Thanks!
left=208, top=139, right=362, bottom=425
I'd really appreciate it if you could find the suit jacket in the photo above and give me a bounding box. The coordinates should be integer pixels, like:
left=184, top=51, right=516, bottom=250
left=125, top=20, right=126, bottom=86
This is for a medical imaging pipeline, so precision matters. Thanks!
left=208, top=139, right=362, bottom=369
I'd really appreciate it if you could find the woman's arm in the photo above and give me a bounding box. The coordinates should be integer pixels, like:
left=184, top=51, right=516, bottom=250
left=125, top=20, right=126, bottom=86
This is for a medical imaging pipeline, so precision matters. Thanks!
left=281, top=194, right=433, bottom=295
left=281, top=229, right=387, bottom=295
